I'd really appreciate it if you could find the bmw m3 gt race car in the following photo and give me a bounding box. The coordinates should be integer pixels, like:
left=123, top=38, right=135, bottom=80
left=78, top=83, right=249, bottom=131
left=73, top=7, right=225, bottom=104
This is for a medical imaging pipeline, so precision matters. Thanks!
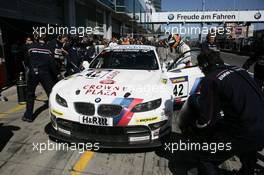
left=46, top=45, right=204, bottom=148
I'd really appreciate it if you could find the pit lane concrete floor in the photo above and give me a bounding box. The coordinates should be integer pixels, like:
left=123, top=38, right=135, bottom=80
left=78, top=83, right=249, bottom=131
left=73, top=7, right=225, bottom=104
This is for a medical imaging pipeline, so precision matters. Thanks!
left=0, top=52, right=263, bottom=175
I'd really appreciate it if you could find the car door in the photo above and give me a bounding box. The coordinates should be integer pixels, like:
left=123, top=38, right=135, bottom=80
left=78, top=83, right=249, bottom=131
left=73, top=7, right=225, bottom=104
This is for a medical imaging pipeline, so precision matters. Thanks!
left=165, top=49, right=204, bottom=103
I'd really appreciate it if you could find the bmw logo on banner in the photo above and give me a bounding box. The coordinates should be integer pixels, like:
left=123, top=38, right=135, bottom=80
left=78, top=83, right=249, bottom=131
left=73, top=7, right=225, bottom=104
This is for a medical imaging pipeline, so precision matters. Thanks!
left=254, top=12, right=261, bottom=20
left=168, top=14, right=175, bottom=20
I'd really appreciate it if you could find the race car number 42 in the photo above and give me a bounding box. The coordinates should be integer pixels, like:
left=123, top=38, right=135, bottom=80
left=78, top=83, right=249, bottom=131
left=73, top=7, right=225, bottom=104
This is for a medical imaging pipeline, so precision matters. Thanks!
left=80, top=116, right=113, bottom=126
left=173, top=81, right=188, bottom=98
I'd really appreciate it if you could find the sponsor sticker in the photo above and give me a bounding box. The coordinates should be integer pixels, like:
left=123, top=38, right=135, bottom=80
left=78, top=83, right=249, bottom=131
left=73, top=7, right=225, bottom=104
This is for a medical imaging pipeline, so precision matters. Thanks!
left=83, top=84, right=128, bottom=96
left=136, top=116, right=159, bottom=124
left=161, top=79, right=167, bottom=84
left=170, top=76, right=188, bottom=84
left=80, top=116, right=113, bottom=126
left=129, top=136, right=150, bottom=142
left=99, top=79, right=115, bottom=84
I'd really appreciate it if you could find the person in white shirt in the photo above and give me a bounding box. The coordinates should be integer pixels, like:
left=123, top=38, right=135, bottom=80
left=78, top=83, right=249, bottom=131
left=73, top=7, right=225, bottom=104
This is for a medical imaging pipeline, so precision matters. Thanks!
left=168, top=34, right=192, bottom=67
left=108, top=37, right=118, bottom=48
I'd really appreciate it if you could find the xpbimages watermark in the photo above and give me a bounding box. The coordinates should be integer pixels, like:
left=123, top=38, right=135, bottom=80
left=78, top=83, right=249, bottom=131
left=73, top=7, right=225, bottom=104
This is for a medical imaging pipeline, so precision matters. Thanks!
left=32, top=140, right=100, bottom=153
left=163, top=24, right=232, bottom=37
left=32, top=24, right=103, bottom=37
left=164, top=140, right=232, bottom=154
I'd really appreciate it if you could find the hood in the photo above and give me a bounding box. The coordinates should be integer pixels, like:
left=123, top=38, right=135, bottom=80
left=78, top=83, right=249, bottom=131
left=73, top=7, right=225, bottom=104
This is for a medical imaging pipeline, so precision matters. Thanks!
left=56, top=69, right=162, bottom=102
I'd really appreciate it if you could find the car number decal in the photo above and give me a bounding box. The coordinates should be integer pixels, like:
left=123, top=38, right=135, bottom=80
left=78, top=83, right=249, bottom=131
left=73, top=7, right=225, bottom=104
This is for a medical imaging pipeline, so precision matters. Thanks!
left=86, top=70, right=112, bottom=79
left=170, top=76, right=189, bottom=98
left=173, top=83, right=188, bottom=97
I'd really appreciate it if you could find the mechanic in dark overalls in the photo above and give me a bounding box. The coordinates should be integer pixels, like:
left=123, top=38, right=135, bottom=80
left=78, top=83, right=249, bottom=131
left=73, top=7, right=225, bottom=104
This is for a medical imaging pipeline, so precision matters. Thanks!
left=22, top=34, right=60, bottom=122
left=242, top=36, right=264, bottom=91
left=188, top=50, right=264, bottom=175
left=48, top=34, right=68, bottom=71
left=63, top=37, right=82, bottom=76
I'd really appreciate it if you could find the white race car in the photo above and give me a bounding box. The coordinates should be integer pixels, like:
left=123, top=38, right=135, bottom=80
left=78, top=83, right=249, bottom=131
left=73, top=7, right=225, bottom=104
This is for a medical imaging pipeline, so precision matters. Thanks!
left=46, top=45, right=204, bottom=148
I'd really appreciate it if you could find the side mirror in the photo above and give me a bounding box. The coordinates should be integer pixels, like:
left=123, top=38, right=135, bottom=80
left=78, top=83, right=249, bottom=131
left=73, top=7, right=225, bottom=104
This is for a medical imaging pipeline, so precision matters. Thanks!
left=82, top=61, right=90, bottom=70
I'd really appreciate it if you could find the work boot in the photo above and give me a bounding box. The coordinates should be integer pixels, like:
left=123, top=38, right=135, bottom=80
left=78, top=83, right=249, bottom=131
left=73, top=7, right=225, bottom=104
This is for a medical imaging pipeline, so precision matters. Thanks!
left=22, top=113, right=34, bottom=123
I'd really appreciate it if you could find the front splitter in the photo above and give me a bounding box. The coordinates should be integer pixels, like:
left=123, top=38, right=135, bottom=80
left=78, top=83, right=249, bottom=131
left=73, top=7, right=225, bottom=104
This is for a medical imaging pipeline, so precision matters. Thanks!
left=45, top=123, right=171, bottom=149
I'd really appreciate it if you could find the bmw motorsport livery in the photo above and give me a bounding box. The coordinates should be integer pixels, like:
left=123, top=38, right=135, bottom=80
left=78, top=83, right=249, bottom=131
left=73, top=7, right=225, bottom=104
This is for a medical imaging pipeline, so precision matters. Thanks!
left=46, top=45, right=203, bottom=148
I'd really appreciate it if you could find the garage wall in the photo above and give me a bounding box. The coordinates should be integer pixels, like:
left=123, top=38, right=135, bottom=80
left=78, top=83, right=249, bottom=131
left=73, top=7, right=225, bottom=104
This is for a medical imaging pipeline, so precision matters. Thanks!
left=0, top=0, right=64, bottom=24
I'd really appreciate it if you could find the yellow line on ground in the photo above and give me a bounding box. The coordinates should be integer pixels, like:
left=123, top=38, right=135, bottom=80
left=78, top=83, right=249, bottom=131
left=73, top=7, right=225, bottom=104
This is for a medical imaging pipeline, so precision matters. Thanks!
left=0, top=104, right=26, bottom=118
left=70, top=151, right=94, bottom=175
left=0, top=93, right=46, bottom=119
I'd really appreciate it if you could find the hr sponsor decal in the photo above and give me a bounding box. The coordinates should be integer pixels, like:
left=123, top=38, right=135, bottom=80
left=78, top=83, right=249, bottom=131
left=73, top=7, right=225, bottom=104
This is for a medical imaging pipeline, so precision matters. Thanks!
left=80, top=115, right=113, bottom=126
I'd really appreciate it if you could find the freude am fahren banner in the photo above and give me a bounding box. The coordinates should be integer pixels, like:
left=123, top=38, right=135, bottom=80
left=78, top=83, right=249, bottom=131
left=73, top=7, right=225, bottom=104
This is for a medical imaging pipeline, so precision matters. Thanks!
left=140, top=10, right=264, bottom=23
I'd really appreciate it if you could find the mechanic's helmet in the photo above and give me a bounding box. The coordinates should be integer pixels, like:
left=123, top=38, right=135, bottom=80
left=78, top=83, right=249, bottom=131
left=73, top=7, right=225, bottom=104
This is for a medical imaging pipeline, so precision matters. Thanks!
left=168, top=34, right=181, bottom=48
left=197, top=50, right=224, bottom=74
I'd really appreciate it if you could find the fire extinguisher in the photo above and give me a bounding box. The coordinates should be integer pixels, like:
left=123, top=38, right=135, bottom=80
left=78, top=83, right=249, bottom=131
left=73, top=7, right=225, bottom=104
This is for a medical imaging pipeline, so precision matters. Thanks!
left=17, top=72, right=27, bottom=104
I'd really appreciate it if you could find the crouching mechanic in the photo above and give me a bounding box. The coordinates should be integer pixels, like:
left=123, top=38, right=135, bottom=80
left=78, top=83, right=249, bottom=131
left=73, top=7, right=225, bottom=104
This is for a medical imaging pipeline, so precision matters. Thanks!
left=168, top=34, right=192, bottom=67
left=22, top=34, right=61, bottom=122
left=189, top=50, right=264, bottom=175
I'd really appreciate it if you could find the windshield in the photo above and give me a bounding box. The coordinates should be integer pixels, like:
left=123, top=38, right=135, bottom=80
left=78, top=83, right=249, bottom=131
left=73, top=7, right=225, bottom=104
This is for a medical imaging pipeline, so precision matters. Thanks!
left=89, top=50, right=159, bottom=70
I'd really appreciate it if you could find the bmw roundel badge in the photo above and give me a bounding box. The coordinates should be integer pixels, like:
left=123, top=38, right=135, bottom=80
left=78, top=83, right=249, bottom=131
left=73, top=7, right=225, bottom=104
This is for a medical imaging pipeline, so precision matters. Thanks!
left=254, top=12, right=261, bottom=20
left=168, top=14, right=175, bottom=20
left=75, top=89, right=80, bottom=95
left=95, top=98, right=101, bottom=103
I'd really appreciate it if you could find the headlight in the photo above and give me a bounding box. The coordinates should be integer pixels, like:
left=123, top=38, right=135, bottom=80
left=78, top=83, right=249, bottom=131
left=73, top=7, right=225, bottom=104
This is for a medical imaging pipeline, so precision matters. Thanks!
left=56, top=94, right=68, bottom=107
left=132, top=99, right=162, bottom=112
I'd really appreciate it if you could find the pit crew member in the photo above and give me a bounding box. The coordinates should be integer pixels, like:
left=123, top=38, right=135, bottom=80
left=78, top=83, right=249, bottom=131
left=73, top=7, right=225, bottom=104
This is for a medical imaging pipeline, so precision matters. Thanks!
left=168, top=34, right=192, bottom=67
left=190, top=50, right=264, bottom=175
left=22, top=34, right=60, bottom=122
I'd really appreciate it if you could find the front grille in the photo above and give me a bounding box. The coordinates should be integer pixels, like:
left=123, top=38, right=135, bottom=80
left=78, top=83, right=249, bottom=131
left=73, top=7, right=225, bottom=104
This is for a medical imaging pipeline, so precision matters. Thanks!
left=74, top=102, right=95, bottom=116
left=72, top=124, right=150, bottom=142
left=98, top=104, right=122, bottom=117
